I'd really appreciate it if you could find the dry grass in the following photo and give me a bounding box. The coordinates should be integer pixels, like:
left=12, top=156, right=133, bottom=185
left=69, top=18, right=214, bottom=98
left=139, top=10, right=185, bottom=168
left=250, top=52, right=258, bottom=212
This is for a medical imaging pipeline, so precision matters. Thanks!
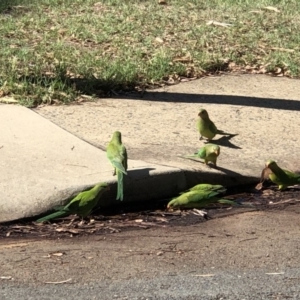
left=1, top=0, right=300, bottom=106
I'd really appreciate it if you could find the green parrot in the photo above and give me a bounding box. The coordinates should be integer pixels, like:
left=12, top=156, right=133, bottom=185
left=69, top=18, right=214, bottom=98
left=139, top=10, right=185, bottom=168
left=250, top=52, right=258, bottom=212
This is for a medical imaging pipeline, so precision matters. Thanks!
left=196, top=108, right=230, bottom=140
left=262, top=160, right=300, bottom=191
left=184, top=144, right=220, bottom=166
left=36, top=183, right=109, bottom=223
left=107, top=131, right=128, bottom=201
left=167, top=186, right=236, bottom=209
left=185, top=183, right=226, bottom=194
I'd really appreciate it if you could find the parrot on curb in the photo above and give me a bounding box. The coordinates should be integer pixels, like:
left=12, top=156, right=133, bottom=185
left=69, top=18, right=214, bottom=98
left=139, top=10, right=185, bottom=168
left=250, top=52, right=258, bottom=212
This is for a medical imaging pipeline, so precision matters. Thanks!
left=167, top=184, right=237, bottom=209
left=259, top=160, right=300, bottom=191
left=36, top=183, right=109, bottom=223
left=184, top=144, right=220, bottom=166
left=107, top=131, right=128, bottom=201
left=197, top=108, right=232, bottom=141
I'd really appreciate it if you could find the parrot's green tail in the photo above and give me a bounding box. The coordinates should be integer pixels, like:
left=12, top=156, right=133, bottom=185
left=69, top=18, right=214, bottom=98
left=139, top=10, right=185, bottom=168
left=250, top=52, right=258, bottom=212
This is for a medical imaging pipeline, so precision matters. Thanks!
left=36, top=210, right=68, bottom=223
left=216, top=130, right=237, bottom=136
left=116, top=170, right=124, bottom=201
left=218, top=199, right=254, bottom=208
left=217, top=199, right=238, bottom=206
left=184, top=154, right=198, bottom=158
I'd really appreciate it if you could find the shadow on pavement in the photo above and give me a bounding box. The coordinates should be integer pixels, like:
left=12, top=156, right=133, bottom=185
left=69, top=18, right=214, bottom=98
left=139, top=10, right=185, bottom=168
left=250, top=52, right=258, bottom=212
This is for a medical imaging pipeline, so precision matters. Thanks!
left=129, top=92, right=300, bottom=111
left=204, top=135, right=242, bottom=149
left=127, top=167, right=156, bottom=178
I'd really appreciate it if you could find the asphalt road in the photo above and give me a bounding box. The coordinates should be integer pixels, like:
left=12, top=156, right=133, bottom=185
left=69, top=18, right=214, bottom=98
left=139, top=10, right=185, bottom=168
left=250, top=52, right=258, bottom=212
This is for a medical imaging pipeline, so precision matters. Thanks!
left=1, top=205, right=300, bottom=300
left=1, top=268, right=299, bottom=300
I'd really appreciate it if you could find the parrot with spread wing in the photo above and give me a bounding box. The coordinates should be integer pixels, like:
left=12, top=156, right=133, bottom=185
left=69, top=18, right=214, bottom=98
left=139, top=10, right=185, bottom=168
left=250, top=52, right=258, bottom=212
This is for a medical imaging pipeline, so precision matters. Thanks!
left=260, top=160, right=300, bottom=191
left=197, top=108, right=232, bottom=141
left=36, top=183, right=109, bottom=223
left=185, top=183, right=226, bottom=194
left=184, top=144, right=220, bottom=166
left=107, top=131, right=128, bottom=200
left=167, top=184, right=236, bottom=209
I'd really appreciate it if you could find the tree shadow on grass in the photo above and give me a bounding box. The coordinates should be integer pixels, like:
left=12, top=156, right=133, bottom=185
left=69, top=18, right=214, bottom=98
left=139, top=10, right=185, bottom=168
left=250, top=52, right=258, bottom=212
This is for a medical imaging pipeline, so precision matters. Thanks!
left=0, top=0, right=32, bottom=14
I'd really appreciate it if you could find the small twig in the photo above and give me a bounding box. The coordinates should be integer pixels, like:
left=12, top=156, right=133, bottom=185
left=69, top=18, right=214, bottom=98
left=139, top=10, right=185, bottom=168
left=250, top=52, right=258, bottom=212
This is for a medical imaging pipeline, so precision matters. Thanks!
left=0, top=276, right=13, bottom=280
left=14, top=257, right=31, bottom=263
left=44, top=278, right=72, bottom=284
left=239, top=237, right=258, bottom=243
left=269, top=199, right=300, bottom=205
left=65, top=164, right=88, bottom=168
left=191, top=274, right=215, bottom=277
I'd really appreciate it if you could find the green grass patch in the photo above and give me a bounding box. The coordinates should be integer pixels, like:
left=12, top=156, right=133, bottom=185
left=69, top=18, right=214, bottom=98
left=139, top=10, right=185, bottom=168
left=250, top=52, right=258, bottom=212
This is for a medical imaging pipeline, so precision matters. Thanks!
left=1, top=0, right=300, bottom=106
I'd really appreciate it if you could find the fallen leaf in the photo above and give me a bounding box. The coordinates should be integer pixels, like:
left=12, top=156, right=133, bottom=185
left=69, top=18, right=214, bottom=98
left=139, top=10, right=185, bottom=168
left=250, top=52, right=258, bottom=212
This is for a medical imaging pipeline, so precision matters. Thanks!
left=271, top=47, right=294, bottom=53
left=0, top=243, right=28, bottom=249
left=263, top=6, right=280, bottom=13
left=51, top=252, right=65, bottom=257
left=154, top=217, right=168, bottom=223
left=44, top=278, right=72, bottom=284
left=191, top=274, right=215, bottom=277
left=206, top=20, right=233, bottom=27
left=135, top=219, right=143, bottom=223
left=155, top=37, right=164, bottom=44
left=255, top=182, right=263, bottom=190
left=0, top=96, right=18, bottom=103
left=173, top=55, right=193, bottom=63
left=274, top=67, right=282, bottom=74
left=192, top=209, right=207, bottom=217
left=249, top=10, right=263, bottom=14
left=56, top=228, right=79, bottom=234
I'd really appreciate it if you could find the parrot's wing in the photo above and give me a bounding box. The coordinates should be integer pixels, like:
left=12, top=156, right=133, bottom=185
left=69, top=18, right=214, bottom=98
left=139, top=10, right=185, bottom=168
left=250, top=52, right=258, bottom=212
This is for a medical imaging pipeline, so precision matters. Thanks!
left=208, top=121, right=218, bottom=134
left=168, top=190, right=221, bottom=208
left=66, top=184, right=108, bottom=216
left=182, top=147, right=206, bottom=159
left=197, top=147, right=207, bottom=159
left=111, top=158, right=127, bottom=174
left=107, top=144, right=127, bottom=174
left=122, top=145, right=128, bottom=171
left=284, top=169, right=300, bottom=181
left=188, top=184, right=226, bottom=194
